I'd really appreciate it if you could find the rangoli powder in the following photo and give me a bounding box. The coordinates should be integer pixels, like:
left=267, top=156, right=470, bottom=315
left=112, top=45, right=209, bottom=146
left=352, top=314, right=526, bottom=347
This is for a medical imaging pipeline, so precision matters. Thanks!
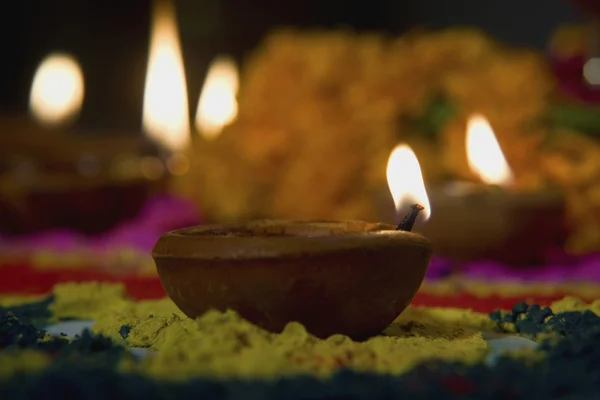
left=1, top=282, right=600, bottom=399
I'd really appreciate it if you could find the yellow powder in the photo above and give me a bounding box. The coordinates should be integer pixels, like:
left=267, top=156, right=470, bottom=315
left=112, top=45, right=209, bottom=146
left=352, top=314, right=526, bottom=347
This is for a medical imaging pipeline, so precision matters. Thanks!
left=390, top=305, right=496, bottom=335
left=134, top=310, right=489, bottom=380
left=17, top=282, right=600, bottom=381
left=0, top=294, right=47, bottom=307
left=0, top=351, right=51, bottom=377
left=43, top=282, right=491, bottom=380
left=421, top=278, right=600, bottom=300
left=550, top=296, right=600, bottom=315
left=49, top=282, right=183, bottom=323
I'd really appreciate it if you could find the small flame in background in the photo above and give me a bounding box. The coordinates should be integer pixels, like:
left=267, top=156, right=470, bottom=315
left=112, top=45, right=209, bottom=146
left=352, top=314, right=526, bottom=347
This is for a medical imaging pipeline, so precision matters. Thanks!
left=29, top=53, right=84, bottom=127
left=466, top=114, right=514, bottom=186
left=386, top=144, right=431, bottom=221
left=195, top=55, right=239, bottom=140
left=142, top=0, right=190, bottom=152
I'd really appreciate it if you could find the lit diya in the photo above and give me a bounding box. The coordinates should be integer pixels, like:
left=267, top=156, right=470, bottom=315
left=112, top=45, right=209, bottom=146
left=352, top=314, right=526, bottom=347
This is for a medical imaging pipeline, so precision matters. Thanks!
left=0, top=52, right=156, bottom=235
left=153, top=158, right=432, bottom=339
left=420, top=115, right=567, bottom=265
left=381, top=115, right=567, bottom=265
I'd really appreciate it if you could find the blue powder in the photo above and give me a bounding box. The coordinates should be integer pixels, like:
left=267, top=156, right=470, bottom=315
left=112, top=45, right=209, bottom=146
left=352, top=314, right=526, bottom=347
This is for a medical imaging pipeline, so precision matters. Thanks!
left=119, top=325, right=131, bottom=339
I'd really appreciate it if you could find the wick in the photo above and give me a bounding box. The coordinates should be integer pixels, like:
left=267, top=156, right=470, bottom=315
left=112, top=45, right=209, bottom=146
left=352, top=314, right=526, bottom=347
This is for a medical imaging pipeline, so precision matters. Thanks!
left=396, top=204, right=425, bottom=232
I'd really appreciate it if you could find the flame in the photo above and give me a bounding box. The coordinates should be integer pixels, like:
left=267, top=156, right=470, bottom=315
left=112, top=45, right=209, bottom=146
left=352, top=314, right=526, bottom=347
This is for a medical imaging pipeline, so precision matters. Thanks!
left=29, top=53, right=84, bottom=126
left=465, top=114, right=514, bottom=186
left=195, top=55, right=239, bottom=140
left=142, top=0, right=190, bottom=152
left=386, top=144, right=431, bottom=220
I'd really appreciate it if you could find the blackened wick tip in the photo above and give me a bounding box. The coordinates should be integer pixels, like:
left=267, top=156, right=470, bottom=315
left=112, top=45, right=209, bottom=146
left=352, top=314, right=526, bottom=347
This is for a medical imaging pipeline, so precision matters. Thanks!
left=396, top=204, right=425, bottom=232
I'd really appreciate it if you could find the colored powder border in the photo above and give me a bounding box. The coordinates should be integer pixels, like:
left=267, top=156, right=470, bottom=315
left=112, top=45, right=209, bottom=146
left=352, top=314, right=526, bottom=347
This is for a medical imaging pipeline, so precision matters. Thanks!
left=2, top=290, right=600, bottom=399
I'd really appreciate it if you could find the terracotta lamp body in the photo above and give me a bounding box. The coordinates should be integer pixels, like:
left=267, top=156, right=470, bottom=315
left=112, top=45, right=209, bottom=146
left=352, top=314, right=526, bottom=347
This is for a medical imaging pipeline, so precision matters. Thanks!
left=0, top=116, right=159, bottom=234
left=152, top=219, right=433, bottom=340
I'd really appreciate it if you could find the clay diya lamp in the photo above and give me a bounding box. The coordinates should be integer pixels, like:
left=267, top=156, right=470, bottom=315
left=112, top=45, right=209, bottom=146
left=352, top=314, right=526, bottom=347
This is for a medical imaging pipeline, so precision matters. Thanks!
left=153, top=205, right=432, bottom=340
left=0, top=116, right=165, bottom=234
left=379, top=116, right=568, bottom=266
left=420, top=184, right=567, bottom=265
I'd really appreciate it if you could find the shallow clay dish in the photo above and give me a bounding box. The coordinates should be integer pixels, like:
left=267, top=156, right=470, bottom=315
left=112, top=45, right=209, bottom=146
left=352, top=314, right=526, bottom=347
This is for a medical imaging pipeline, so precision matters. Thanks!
left=152, top=219, right=433, bottom=340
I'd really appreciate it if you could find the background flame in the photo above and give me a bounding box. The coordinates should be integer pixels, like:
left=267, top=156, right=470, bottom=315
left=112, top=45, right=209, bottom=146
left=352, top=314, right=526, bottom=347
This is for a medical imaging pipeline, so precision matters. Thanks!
left=195, top=55, right=239, bottom=140
left=142, top=0, right=190, bottom=152
left=466, top=114, right=514, bottom=186
left=386, top=144, right=431, bottom=220
left=29, top=53, right=84, bottom=127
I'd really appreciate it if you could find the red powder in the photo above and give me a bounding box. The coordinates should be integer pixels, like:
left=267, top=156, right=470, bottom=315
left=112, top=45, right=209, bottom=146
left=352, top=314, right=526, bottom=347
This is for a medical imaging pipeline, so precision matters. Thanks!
left=0, top=261, right=592, bottom=312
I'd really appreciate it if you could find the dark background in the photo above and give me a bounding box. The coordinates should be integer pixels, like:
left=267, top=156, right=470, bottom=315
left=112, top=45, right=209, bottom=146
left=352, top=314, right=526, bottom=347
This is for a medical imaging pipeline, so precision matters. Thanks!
left=0, top=0, right=580, bottom=133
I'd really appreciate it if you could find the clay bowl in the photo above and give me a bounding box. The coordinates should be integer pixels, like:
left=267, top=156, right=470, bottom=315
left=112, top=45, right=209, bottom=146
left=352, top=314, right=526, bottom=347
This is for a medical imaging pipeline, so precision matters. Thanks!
left=0, top=122, right=159, bottom=235
left=152, top=219, right=433, bottom=340
left=421, top=189, right=567, bottom=266
left=376, top=185, right=567, bottom=266
left=0, top=174, right=151, bottom=235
